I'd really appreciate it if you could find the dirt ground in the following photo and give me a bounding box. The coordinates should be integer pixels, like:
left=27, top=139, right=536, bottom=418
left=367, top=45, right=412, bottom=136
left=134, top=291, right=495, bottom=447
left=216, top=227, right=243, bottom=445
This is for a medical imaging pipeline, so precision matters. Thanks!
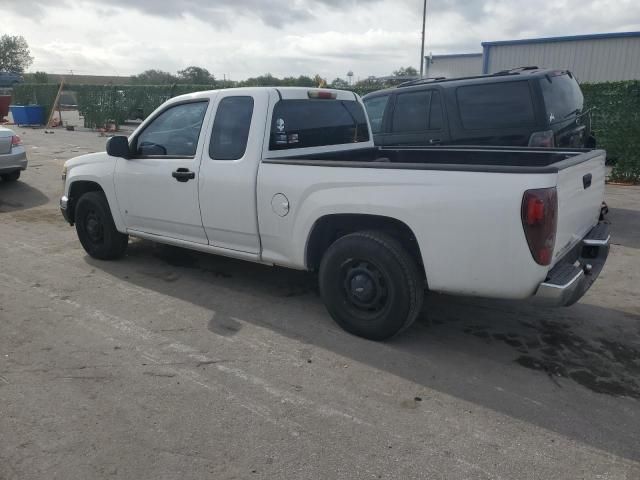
left=1, top=127, right=639, bottom=479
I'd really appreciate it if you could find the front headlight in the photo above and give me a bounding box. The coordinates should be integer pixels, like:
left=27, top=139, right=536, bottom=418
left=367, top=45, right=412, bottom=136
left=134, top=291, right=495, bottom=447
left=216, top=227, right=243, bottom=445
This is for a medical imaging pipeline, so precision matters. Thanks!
left=61, top=165, right=68, bottom=181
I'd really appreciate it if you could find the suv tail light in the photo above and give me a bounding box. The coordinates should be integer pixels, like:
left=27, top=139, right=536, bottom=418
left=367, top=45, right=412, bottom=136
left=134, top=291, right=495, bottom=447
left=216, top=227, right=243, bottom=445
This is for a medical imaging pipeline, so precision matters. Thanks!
left=521, top=187, right=557, bottom=266
left=11, top=135, right=22, bottom=146
left=528, top=130, right=555, bottom=148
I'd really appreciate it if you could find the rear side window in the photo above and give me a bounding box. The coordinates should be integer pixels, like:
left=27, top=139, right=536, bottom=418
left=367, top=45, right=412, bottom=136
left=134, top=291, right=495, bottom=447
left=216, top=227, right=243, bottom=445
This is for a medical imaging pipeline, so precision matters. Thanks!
left=210, top=96, right=254, bottom=160
left=363, top=95, right=389, bottom=133
left=392, top=91, right=430, bottom=132
left=539, top=74, right=584, bottom=124
left=269, top=99, right=369, bottom=150
left=456, top=81, right=535, bottom=129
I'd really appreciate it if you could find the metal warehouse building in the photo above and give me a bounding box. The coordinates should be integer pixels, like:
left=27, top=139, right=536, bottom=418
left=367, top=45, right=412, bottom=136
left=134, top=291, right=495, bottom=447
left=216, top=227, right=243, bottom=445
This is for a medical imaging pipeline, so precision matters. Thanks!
left=482, top=32, right=640, bottom=82
left=425, top=31, right=640, bottom=83
left=424, top=53, right=483, bottom=79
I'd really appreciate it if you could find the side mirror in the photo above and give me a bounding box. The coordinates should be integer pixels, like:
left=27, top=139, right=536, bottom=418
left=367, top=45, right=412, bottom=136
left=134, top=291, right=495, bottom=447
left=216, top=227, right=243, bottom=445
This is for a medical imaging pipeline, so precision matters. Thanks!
left=106, top=136, right=131, bottom=158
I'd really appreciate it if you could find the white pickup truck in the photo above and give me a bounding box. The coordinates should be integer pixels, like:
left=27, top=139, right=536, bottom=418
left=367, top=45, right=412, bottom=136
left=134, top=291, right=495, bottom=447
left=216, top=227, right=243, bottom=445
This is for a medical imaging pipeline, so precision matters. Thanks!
left=61, top=87, right=610, bottom=340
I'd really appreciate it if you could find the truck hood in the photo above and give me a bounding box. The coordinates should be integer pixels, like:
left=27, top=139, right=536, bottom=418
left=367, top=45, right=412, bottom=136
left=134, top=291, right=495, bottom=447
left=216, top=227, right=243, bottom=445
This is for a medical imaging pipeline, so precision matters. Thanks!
left=65, top=152, right=113, bottom=169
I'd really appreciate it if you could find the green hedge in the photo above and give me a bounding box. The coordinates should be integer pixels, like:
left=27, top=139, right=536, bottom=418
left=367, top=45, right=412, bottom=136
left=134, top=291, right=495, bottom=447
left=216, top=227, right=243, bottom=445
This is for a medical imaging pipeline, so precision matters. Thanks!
left=11, top=83, right=61, bottom=123
left=11, top=83, right=216, bottom=129
left=73, top=84, right=217, bottom=129
left=582, top=80, right=640, bottom=183
left=12, top=81, right=640, bottom=183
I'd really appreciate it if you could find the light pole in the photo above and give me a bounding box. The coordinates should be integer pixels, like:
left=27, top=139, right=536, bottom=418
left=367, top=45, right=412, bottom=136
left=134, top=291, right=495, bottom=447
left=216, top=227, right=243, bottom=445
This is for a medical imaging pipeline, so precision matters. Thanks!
left=419, top=0, right=427, bottom=78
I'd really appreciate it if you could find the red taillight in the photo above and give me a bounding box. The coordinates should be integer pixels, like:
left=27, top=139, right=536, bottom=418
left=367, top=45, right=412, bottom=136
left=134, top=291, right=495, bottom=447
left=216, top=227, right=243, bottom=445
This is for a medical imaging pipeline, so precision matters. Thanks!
left=525, top=198, right=545, bottom=225
left=521, top=188, right=557, bottom=266
left=11, top=135, right=22, bottom=146
left=528, top=130, right=555, bottom=148
left=308, top=90, right=337, bottom=99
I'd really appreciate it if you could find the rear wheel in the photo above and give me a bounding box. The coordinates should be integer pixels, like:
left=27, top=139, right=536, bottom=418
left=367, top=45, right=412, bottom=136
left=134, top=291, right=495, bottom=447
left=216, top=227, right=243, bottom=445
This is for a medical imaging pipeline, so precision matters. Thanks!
left=1, top=170, right=20, bottom=182
left=319, top=230, right=424, bottom=340
left=75, top=191, right=128, bottom=260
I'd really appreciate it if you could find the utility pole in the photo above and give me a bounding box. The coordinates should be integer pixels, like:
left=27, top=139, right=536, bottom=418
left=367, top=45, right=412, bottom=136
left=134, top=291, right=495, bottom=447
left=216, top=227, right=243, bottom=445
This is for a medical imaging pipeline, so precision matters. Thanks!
left=419, top=0, right=427, bottom=78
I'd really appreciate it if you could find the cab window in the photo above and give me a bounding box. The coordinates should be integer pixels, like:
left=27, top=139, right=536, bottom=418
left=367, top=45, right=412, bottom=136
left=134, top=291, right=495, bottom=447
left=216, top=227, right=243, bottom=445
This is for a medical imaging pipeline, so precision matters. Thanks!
left=135, top=101, right=208, bottom=157
left=269, top=99, right=369, bottom=150
left=210, top=96, right=254, bottom=160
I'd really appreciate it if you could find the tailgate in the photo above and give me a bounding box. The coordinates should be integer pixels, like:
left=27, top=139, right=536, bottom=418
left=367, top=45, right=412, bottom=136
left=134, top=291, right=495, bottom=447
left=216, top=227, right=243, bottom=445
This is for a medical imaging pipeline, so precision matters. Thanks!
left=552, top=150, right=606, bottom=265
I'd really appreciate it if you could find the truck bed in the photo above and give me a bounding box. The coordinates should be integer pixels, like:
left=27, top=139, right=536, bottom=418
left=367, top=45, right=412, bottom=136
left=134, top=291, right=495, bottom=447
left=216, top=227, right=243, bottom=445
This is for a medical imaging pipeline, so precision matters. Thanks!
left=265, top=146, right=604, bottom=174
left=260, top=144, right=606, bottom=298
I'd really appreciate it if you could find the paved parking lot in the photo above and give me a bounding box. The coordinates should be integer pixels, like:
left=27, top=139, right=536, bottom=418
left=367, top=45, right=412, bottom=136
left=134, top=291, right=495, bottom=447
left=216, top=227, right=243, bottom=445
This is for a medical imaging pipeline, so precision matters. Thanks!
left=1, top=128, right=639, bottom=479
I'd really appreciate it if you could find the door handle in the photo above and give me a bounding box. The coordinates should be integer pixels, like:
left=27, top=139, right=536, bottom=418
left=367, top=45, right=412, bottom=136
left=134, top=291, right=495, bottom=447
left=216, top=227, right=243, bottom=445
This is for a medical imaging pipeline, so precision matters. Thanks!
left=172, top=168, right=195, bottom=182
left=583, top=173, right=592, bottom=189
left=429, top=138, right=442, bottom=145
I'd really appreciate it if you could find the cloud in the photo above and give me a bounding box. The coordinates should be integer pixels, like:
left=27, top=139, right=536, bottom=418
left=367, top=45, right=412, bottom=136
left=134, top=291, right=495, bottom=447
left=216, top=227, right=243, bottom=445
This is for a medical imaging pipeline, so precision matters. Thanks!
left=2, top=0, right=639, bottom=80
left=3, top=0, right=382, bottom=28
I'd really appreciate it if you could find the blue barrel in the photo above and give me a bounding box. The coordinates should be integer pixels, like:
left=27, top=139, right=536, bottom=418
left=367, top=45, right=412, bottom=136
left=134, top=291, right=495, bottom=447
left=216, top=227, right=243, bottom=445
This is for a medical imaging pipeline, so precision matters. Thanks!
left=10, top=105, right=45, bottom=126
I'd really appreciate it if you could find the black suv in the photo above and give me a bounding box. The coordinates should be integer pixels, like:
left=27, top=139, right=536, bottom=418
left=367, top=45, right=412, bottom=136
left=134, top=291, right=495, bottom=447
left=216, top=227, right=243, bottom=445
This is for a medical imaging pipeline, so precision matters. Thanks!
left=362, top=68, right=594, bottom=149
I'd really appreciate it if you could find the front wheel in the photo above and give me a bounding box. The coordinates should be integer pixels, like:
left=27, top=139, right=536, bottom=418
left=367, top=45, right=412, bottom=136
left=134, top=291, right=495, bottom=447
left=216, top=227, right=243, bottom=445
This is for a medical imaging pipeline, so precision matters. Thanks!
left=75, top=191, right=128, bottom=260
left=319, top=230, right=424, bottom=341
left=1, top=170, right=21, bottom=182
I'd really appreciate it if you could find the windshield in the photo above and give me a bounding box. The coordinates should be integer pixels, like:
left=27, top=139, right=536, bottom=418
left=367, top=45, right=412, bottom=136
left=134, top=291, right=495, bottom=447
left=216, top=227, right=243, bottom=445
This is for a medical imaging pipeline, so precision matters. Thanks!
left=539, top=73, right=584, bottom=124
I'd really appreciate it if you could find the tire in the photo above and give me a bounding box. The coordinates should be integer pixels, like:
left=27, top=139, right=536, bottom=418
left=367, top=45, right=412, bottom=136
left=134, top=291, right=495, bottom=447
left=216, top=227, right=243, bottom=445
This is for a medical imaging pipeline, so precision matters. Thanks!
left=1, top=170, right=20, bottom=182
left=319, top=230, right=424, bottom=341
left=75, top=191, right=128, bottom=260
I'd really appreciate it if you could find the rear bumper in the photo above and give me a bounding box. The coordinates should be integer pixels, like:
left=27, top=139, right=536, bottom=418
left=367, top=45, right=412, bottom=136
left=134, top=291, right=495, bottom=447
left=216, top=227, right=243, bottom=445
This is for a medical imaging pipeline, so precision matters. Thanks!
left=0, top=149, right=28, bottom=173
left=533, top=222, right=610, bottom=307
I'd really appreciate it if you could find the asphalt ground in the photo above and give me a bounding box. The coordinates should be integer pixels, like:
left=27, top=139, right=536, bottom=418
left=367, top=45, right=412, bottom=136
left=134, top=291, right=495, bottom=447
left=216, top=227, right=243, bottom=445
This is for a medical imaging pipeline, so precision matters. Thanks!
left=1, top=127, right=639, bottom=479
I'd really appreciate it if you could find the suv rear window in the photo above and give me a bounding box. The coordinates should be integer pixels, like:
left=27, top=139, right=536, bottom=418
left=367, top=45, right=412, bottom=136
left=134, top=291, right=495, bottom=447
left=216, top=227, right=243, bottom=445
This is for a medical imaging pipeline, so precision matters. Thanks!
left=456, top=81, right=535, bottom=130
left=539, top=73, right=584, bottom=124
left=269, top=99, right=369, bottom=150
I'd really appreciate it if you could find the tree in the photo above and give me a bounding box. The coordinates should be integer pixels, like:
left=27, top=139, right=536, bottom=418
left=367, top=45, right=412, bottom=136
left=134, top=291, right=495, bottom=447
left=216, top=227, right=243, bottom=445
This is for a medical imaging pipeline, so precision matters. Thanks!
left=0, top=35, right=33, bottom=73
left=177, top=66, right=215, bottom=85
left=294, top=75, right=315, bottom=87
left=313, top=74, right=327, bottom=88
left=330, top=77, right=349, bottom=89
left=392, top=66, right=418, bottom=77
left=130, top=69, right=177, bottom=85
left=30, top=71, right=49, bottom=83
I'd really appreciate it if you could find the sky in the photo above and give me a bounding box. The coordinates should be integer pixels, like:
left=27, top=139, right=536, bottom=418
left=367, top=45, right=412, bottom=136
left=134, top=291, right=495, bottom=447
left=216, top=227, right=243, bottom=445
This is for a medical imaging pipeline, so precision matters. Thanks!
left=3, top=0, right=640, bottom=81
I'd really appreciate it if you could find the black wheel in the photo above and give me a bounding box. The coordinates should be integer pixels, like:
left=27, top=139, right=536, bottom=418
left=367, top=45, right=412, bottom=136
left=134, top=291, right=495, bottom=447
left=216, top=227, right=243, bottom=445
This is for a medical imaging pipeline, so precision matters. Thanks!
left=319, top=230, right=424, bottom=340
left=75, top=191, right=128, bottom=260
left=1, top=170, right=20, bottom=182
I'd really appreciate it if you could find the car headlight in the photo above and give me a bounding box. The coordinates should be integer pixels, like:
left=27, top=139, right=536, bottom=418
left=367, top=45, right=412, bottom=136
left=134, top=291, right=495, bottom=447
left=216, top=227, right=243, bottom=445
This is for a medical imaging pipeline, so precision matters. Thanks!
left=61, top=165, right=68, bottom=181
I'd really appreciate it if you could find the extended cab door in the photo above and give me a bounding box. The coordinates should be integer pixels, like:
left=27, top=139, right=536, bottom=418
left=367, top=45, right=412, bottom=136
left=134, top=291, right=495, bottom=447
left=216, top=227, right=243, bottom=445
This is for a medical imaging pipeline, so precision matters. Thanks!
left=380, top=88, right=449, bottom=146
left=197, top=90, right=270, bottom=254
left=114, top=99, right=211, bottom=244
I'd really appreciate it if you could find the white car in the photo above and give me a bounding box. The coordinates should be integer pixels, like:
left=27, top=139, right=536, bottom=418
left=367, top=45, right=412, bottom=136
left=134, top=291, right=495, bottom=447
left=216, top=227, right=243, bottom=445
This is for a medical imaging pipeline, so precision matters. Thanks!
left=60, top=87, right=610, bottom=340
left=0, top=126, right=27, bottom=182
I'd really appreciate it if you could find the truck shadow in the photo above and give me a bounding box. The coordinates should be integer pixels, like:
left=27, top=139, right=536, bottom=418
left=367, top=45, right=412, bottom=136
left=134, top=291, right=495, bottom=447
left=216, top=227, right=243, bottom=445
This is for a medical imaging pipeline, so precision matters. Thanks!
left=88, top=240, right=640, bottom=462
left=0, top=179, right=49, bottom=213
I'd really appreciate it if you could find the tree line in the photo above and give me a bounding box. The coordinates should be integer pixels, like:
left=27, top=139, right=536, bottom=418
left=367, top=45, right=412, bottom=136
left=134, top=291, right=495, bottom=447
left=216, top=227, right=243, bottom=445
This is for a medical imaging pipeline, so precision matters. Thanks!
left=130, top=66, right=419, bottom=89
left=1, top=34, right=418, bottom=90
